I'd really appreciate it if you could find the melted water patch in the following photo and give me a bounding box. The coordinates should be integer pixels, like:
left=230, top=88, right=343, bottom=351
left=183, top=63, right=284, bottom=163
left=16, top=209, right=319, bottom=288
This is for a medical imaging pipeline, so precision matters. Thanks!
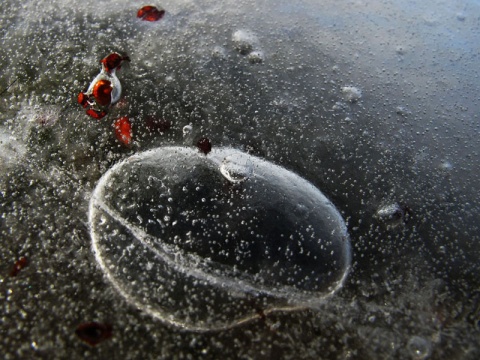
left=89, top=147, right=351, bottom=331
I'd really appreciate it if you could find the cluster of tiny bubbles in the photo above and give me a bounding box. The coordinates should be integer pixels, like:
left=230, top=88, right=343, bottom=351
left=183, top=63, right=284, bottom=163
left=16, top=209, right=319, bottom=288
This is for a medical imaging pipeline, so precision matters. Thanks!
left=341, top=86, right=362, bottom=103
left=232, top=29, right=264, bottom=64
left=89, top=146, right=351, bottom=331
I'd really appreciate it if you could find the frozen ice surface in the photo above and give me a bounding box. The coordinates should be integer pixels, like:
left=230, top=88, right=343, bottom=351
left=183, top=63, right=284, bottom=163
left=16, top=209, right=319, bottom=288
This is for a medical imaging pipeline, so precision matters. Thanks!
left=89, top=147, right=351, bottom=330
left=1, top=0, right=479, bottom=358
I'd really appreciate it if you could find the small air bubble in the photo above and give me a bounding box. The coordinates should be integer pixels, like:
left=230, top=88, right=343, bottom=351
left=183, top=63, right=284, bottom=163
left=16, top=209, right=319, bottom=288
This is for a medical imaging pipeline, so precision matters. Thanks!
left=395, top=45, right=407, bottom=55
left=183, top=125, right=193, bottom=137
left=212, top=46, right=227, bottom=59
left=439, top=160, right=453, bottom=172
left=407, top=336, right=432, bottom=360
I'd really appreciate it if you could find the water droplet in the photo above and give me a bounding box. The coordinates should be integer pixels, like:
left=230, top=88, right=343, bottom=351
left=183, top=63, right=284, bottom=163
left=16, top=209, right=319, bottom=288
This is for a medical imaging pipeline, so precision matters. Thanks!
left=395, top=106, right=410, bottom=116
left=219, top=153, right=253, bottom=184
left=89, top=147, right=351, bottom=331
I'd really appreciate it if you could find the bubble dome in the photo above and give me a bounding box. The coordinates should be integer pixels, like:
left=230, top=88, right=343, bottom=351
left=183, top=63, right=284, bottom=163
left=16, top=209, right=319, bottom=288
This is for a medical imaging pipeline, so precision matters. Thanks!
left=89, top=147, right=351, bottom=330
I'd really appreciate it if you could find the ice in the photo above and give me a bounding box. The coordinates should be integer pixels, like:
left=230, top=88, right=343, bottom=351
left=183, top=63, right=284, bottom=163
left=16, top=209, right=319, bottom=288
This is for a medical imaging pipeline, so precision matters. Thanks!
left=89, top=147, right=351, bottom=330
left=0, top=0, right=479, bottom=358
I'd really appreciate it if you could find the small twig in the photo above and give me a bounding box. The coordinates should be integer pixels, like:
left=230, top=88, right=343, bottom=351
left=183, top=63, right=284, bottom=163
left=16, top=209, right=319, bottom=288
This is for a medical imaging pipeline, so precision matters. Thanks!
left=0, top=77, right=18, bottom=96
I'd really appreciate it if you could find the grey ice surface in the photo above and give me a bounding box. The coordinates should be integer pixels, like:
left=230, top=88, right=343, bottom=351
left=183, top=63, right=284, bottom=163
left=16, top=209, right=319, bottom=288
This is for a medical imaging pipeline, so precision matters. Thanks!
left=1, top=0, right=479, bottom=359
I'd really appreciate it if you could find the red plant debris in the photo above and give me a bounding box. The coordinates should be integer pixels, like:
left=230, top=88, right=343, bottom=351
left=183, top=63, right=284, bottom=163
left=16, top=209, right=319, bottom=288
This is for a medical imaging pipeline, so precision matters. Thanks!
left=10, top=256, right=28, bottom=277
left=77, top=52, right=130, bottom=120
left=86, top=108, right=108, bottom=120
left=77, top=92, right=90, bottom=108
left=137, top=5, right=165, bottom=22
left=114, top=116, right=132, bottom=146
left=75, top=322, right=112, bottom=346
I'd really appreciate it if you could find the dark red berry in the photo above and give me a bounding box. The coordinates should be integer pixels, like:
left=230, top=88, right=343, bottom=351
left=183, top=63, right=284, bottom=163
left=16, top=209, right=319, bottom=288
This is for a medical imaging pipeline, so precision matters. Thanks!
left=197, top=137, right=212, bottom=155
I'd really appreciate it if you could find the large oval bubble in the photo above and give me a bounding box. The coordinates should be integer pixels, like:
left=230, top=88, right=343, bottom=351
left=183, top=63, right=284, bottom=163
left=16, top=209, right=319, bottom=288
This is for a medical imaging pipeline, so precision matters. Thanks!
left=89, top=147, right=351, bottom=331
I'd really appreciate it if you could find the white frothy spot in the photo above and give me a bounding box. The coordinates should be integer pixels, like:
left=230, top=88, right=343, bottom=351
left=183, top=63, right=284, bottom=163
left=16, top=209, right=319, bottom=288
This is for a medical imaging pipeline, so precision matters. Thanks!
left=341, top=86, right=362, bottom=102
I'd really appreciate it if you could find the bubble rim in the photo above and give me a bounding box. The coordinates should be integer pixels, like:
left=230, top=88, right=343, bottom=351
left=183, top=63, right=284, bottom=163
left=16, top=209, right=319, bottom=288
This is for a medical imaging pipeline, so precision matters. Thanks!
left=89, top=146, right=352, bottom=332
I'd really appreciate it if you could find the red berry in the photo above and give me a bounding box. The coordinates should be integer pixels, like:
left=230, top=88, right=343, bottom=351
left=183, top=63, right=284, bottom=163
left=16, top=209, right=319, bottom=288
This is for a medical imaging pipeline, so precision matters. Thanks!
left=137, top=6, right=165, bottom=22
left=101, top=53, right=130, bottom=73
left=77, top=92, right=89, bottom=108
left=92, top=80, right=113, bottom=106
left=114, top=116, right=132, bottom=146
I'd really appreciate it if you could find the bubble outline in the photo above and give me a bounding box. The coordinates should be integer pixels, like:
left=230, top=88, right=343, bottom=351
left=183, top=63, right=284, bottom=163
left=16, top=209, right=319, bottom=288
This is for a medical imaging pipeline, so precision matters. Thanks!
left=89, top=146, right=351, bottom=331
